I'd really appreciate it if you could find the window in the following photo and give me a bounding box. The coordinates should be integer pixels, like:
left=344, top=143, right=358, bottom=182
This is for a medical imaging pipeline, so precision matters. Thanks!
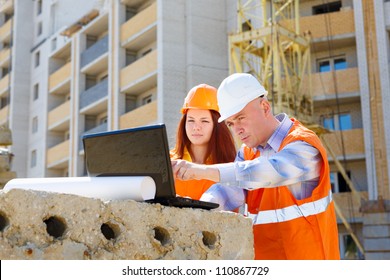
left=125, top=6, right=136, bottom=21
left=339, top=234, right=363, bottom=260
left=141, top=49, right=152, bottom=57
left=323, top=117, right=335, bottom=130
left=33, top=83, right=39, bottom=100
left=32, top=117, right=38, bottom=133
left=4, top=13, right=12, bottom=22
left=125, top=95, right=136, bottom=112
left=330, top=171, right=351, bottom=193
left=242, top=20, right=252, bottom=43
left=317, top=57, right=347, bottom=72
left=142, top=95, right=152, bottom=105
left=99, top=74, right=108, bottom=82
left=86, top=35, right=97, bottom=49
left=319, top=61, right=331, bottom=72
left=339, top=114, right=352, bottom=130
left=313, top=1, right=341, bottom=15
left=126, top=50, right=136, bottom=66
left=37, top=21, right=42, bottom=36
left=31, top=150, right=37, bottom=168
left=334, top=58, right=347, bottom=70
left=85, top=75, right=96, bottom=90
left=99, top=116, right=108, bottom=125
left=2, top=67, right=9, bottom=76
left=37, top=0, right=42, bottom=15
left=0, top=96, right=7, bottom=109
left=64, top=131, right=70, bottom=140
left=321, top=113, right=352, bottom=131
left=35, top=51, right=40, bottom=68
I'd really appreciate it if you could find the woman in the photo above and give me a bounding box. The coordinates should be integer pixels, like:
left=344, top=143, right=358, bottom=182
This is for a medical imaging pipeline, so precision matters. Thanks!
left=170, top=83, right=236, bottom=200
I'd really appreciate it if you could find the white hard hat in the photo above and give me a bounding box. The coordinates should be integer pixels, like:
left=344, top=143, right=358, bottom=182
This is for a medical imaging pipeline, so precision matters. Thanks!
left=217, top=73, right=268, bottom=122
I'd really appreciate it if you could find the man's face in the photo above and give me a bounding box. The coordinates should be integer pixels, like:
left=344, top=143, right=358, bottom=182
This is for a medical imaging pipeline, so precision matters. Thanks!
left=225, top=98, right=270, bottom=148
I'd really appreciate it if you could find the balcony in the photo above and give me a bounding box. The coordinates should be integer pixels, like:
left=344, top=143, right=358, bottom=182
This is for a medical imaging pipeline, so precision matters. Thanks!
left=46, top=139, right=70, bottom=169
left=80, top=34, right=109, bottom=73
left=119, top=100, right=157, bottom=129
left=312, top=68, right=360, bottom=105
left=321, top=128, right=365, bottom=159
left=0, top=47, right=10, bottom=68
left=120, top=49, right=157, bottom=94
left=48, top=62, right=71, bottom=95
left=301, top=9, right=355, bottom=38
left=121, top=1, right=157, bottom=51
left=0, top=18, right=12, bottom=44
left=0, top=105, right=8, bottom=125
left=48, top=100, right=71, bottom=131
left=0, top=73, right=9, bottom=96
left=79, top=79, right=108, bottom=114
left=0, top=0, right=13, bottom=14
left=299, top=9, right=355, bottom=51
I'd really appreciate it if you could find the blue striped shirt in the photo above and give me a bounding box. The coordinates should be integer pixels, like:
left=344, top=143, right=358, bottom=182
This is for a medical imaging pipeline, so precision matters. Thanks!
left=200, top=113, right=322, bottom=211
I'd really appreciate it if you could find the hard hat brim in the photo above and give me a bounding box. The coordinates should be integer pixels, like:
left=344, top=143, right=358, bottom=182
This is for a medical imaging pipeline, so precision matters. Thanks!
left=218, top=102, right=248, bottom=123
left=217, top=93, right=267, bottom=123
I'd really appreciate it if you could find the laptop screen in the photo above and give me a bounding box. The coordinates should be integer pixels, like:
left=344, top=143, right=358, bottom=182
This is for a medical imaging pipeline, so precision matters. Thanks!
left=82, top=124, right=175, bottom=199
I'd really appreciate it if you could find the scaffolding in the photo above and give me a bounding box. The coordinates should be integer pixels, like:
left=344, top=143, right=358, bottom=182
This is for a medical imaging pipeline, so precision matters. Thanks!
left=229, top=0, right=312, bottom=124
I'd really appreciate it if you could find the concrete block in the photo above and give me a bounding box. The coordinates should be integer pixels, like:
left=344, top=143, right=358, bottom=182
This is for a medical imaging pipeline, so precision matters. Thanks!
left=0, top=189, right=254, bottom=260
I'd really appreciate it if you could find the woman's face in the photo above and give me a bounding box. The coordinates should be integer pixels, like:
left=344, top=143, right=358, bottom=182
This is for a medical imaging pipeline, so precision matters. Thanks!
left=185, top=109, right=214, bottom=146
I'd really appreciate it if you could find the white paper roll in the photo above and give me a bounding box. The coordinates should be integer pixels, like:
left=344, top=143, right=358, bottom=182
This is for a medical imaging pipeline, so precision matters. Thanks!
left=3, top=176, right=156, bottom=202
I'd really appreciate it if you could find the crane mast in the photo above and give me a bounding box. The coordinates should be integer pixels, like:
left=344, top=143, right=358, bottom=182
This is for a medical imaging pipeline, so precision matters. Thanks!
left=229, top=0, right=312, bottom=123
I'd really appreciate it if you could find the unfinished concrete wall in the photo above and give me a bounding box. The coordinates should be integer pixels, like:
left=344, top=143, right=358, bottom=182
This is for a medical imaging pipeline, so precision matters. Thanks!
left=0, top=189, right=254, bottom=260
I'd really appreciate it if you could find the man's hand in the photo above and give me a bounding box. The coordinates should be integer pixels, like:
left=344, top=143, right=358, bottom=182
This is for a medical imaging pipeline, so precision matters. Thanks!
left=171, top=159, right=220, bottom=182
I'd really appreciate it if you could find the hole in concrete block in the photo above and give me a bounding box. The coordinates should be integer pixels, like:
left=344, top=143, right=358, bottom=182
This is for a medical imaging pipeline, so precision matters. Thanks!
left=101, top=222, right=120, bottom=240
left=25, top=248, right=33, bottom=256
left=202, top=231, right=217, bottom=249
left=44, top=216, right=66, bottom=239
left=153, top=226, right=170, bottom=246
left=0, top=211, right=9, bottom=232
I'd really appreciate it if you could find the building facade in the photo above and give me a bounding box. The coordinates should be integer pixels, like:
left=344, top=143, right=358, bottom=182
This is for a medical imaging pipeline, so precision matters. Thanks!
left=0, top=0, right=230, bottom=178
left=1, top=0, right=390, bottom=259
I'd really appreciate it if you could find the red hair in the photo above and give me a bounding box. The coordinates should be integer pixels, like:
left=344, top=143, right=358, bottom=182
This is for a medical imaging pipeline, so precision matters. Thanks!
left=171, top=110, right=236, bottom=164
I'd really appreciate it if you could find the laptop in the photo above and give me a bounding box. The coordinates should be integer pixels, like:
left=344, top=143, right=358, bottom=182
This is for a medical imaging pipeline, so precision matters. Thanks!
left=82, top=123, right=219, bottom=210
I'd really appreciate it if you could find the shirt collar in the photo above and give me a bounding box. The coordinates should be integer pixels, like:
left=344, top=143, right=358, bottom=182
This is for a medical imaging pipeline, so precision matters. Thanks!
left=253, top=113, right=293, bottom=152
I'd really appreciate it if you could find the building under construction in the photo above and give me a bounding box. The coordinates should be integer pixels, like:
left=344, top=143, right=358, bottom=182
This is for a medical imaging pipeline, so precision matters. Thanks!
left=0, top=0, right=389, bottom=259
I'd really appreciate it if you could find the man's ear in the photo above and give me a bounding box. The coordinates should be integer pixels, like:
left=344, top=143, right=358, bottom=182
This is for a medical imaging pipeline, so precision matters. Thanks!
left=261, top=99, right=271, bottom=116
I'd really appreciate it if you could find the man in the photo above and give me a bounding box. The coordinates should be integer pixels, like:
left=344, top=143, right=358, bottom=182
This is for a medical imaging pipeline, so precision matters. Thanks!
left=172, top=73, right=340, bottom=260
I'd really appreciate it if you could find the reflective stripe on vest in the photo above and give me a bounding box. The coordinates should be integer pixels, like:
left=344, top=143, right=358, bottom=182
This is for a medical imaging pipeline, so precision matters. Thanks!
left=247, top=190, right=333, bottom=225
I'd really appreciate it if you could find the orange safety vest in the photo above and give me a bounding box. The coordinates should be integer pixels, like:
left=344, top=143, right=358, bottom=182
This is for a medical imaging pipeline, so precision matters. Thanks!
left=244, top=118, right=340, bottom=260
left=170, top=148, right=216, bottom=200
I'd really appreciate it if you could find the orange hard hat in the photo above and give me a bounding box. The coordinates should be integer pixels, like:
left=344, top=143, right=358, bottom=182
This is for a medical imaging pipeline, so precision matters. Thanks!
left=181, top=84, right=219, bottom=114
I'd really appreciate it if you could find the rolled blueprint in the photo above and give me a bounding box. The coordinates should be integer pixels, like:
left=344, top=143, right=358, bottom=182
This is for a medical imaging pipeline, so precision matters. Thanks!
left=3, top=176, right=156, bottom=202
